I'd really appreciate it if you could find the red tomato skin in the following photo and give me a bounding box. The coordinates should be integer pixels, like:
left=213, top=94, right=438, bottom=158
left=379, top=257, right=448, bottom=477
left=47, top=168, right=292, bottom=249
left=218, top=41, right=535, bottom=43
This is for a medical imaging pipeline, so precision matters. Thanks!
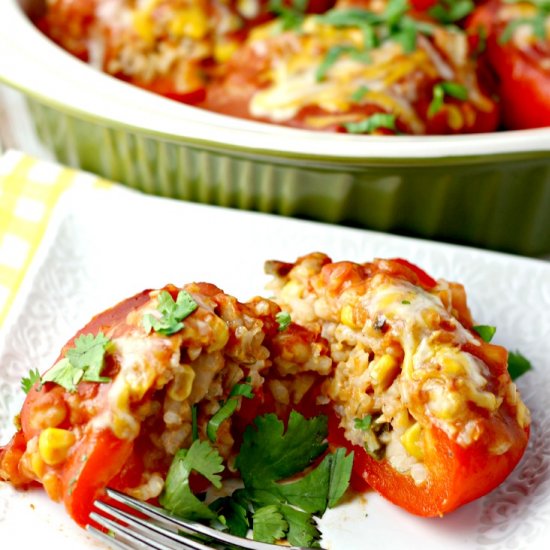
left=61, top=429, right=134, bottom=526
left=387, top=258, right=438, bottom=288
left=487, top=40, right=550, bottom=130
left=467, top=0, right=550, bottom=130
left=328, top=407, right=529, bottom=516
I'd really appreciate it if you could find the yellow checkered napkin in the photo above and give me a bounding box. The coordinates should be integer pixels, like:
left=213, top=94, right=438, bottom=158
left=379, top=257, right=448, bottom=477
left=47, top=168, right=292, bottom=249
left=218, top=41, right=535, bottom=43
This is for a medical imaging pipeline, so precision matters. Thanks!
left=0, top=150, right=111, bottom=328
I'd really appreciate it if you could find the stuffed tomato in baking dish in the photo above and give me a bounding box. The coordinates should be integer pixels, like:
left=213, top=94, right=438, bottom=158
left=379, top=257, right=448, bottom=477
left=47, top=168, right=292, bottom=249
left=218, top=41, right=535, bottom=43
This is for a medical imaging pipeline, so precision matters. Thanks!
left=204, top=0, right=500, bottom=134
left=33, top=0, right=550, bottom=133
left=0, top=256, right=531, bottom=542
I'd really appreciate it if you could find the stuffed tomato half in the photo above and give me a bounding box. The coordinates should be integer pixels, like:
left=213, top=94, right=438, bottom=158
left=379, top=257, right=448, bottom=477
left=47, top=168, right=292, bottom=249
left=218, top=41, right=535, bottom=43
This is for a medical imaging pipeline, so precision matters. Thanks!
left=467, top=0, right=550, bottom=130
left=266, top=253, right=530, bottom=516
left=0, top=282, right=331, bottom=526
left=203, top=0, right=500, bottom=134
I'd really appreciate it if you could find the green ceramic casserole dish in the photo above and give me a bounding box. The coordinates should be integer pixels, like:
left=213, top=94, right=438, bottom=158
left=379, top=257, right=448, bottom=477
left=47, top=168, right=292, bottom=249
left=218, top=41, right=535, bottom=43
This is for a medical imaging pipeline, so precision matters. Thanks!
left=1, top=0, right=549, bottom=255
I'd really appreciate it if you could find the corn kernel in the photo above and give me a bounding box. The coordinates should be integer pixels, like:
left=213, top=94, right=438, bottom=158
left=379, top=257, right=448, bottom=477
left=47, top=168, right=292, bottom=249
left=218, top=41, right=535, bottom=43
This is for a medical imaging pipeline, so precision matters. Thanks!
left=38, top=428, right=76, bottom=466
left=133, top=12, right=154, bottom=43
left=168, top=364, right=195, bottom=401
left=430, top=390, right=462, bottom=420
left=214, top=40, right=239, bottom=63
left=370, top=354, right=399, bottom=389
left=31, top=452, right=45, bottom=478
left=207, top=317, right=229, bottom=352
left=469, top=387, right=499, bottom=411
left=393, top=409, right=410, bottom=430
left=340, top=305, right=356, bottom=328
left=447, top=104, right=464, bottom=131
left=400, top=422, right=424, bottom=460
left=442, top=357, right=464, bottom=376
left=169, top=8, right=209, bottom=40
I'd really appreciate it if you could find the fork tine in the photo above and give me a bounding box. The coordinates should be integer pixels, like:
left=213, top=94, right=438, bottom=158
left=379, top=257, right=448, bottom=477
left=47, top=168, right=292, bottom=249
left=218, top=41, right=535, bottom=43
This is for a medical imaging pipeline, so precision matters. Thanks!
left=89, top=502, right=212, bottom=550
left=103, top=488, right=319, bottom=550
left=86, top=525, right=141, bottom=550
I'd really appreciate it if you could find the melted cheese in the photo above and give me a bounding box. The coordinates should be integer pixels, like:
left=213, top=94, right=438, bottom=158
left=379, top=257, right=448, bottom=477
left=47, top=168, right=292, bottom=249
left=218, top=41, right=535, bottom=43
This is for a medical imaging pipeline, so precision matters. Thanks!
left=247, top=15, right=490, bottom=132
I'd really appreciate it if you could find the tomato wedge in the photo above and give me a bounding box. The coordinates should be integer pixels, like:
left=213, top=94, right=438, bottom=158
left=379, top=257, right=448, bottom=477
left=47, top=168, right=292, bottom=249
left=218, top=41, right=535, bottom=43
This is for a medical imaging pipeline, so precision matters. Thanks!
left=328, top=406, right=529, bottom=515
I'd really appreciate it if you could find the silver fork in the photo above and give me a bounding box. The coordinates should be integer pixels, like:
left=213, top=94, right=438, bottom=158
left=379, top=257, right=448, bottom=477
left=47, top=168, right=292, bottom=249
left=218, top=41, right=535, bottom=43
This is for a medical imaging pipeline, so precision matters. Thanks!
left=87, top=488, right=319, bottom=550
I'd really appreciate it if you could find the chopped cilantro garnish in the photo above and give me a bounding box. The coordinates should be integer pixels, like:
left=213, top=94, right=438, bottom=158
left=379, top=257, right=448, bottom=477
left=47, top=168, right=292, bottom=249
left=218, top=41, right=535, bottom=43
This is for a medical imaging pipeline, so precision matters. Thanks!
left=159, top=440, right=224, bottom=521
left=354, top=415, right=373, bottom=431
left=66, top=333, right=111, bottom=383
left=327, top=447, right=354, bottom=508
left=253, top=505, right=288, bottom=543
left=269, top=0, right=308, bottom=31
left=236, top=411, right=328, bottom=485
left=143, top=290, right=198, bottom=336
left=344, top=113, right=396, bottom=134
left=507, top=351, right=533, bottom=380
left=351, top=85, right=370, bottom=102
left=162, top=411, right=353, bottom=546
left=276, top=311, right=292, bottom=331
left=429, top=0, right=475, bottom=24
left=499, top=0, right=549, bottom=42
left=210, top=496, right=250, bottom=538
left=207, top=382, right=254, bottom=442
left=384, top=0, right=409, bottom=26
left=316, top=45, right=370, bottom=81
left=401, top=300, right=411, bottom=305
left=20, top=368, right=41, bottom=394
left=315, top=2, right=434, bottom=55
left=472, top=325, right=497, bottom=343
left=428, top=81, right=468, bottom=117
left=41, top=332, right=112, bottom=392
left=280, top=504, right=321, bottom=547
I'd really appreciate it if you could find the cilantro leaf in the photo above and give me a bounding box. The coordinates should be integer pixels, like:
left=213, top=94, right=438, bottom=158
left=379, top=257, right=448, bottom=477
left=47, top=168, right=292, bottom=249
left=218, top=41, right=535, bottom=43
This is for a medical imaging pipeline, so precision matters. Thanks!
left=160, top=440, right=224, bottom=521
left=278, top=454, right=332, bottom=513
left=236, top=411, right=328, bottom=487
left=207, top=399, right=239, bottom=442
left=143, top=290, right=198, bottom=336
left=278, top=447, right=353, bottom=514
left=281, top=504, right=321, bottom=548
left=472, top=325, right=497, bottom=343
left=328, top=447, right=354, bottom=508
left=38, top=333, right=112, bottom=393
left=428, top=81, right=468, bottom=117
left=210, top=496, right=250, bottom=538
left=354, top=415, right=373, bottom=431
left=207, top=382, right=254, bottom=442
left=20, top=368, right=41, bottom=394
left=384, top=0, right=410, bottom=27
left=41, top=358, right=81, bottom=392
left=276, top=311, right=292, bottom=332
left=344, top=113, right=396, bottom=134
left=351, top=85, right=370, bottom=102
left=230, top=382, right=255, bottom=399
left=252, top=505, right=288, bottom=544
left=269, top=0, right=308, bottom=31
left=429, top=0, right=474, bottom=24
left=508, top=350, right=533, bottom=380
left=66, top=332, right=111, bottom=383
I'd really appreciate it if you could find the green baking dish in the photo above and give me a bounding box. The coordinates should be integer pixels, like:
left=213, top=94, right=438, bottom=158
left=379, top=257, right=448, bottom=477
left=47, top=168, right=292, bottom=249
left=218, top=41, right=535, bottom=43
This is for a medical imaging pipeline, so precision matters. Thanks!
left=1, top=0, right=550, bottom=256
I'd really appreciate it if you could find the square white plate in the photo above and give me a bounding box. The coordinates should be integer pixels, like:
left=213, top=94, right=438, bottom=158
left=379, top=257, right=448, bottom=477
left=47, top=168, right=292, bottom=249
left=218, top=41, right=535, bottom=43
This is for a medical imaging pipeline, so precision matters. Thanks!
left=1, top=185, right=549, bottom=549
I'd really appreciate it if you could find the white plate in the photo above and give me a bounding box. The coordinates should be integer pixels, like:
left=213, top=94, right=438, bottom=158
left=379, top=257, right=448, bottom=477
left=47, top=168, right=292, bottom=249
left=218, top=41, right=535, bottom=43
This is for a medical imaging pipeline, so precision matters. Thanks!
left=1, top=185, right=549, bottom=549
